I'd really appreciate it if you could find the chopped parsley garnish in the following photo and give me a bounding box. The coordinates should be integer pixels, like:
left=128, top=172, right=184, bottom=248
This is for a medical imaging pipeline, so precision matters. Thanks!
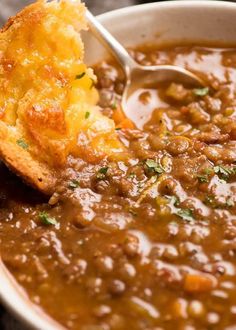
left=204, top=195, right=215, bottom=206
left=99, top=167, right=108, bottom=175
left=145, top=159, right=165, bottom=175
left=76, top=72, right=86, bottom=80
left=204, top=194, right=222, bottom=209
left=197, top=174, right=209, bottom=183
left=39, top=211, right=58, bottom=225
left=201, top=165, right=236, bottom=182
left=68, top=180, right=80, bottom=190
left=115, top=127, right=121, bottom=131
left=196, top=168, right=214, bottom=183
left=129, top=208, right=137, bottom=216
left=170, top=195, right=180, bottom=207
left=226, top=198, right=234, bottom=208
left=213, top=165, right=236, bottom=181
left=97, top=167, right=109, bottom=179
left=193, top=87, right=209, bottom=97
left=17, top=139, right=28, bottom=150
left=128, top=173, right=135, bottom=179
left=137, top=181, right=144, bottom=191
left=204, top=168, right=213, bottom=175
left=85, top=111, right=90, bottom=119
left=168, top=196, right=194, bottom=221
left=204, top=194, right=234, bottom=209
left=176, top=208, right=194, bottom=221
left=111, top=102, right=117, bottom=110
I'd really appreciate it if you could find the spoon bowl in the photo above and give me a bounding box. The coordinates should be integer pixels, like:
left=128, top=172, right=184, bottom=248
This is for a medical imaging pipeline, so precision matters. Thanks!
left=86, top=9, right=204, bottom=125
left=122, top=63, right=204, bottom=99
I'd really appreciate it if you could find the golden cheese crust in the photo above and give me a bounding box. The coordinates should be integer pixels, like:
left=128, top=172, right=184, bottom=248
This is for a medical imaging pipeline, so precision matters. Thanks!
left=0, top=0, right=124, bottom=194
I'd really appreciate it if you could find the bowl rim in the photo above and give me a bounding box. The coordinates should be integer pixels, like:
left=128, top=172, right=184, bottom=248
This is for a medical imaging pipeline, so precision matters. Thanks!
left=96, top=0, right=236, bottom=21
left=0, top=261, right=64, bottom=330
left=1, top=1, right=236, bottom=330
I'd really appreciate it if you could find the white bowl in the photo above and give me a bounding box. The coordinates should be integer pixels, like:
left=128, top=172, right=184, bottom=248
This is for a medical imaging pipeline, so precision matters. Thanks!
left=1, top=1, right=236, bottom=329
left=84, top=0, right=236, bottom=66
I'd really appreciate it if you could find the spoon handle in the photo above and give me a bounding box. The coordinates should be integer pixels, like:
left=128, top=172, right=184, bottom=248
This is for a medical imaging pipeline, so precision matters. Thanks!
left=86, top=10, right=136, bottom=76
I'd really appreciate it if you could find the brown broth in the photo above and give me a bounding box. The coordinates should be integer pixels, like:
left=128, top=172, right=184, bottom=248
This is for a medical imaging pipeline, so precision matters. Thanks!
left=0, top=45, right=236, bottom=330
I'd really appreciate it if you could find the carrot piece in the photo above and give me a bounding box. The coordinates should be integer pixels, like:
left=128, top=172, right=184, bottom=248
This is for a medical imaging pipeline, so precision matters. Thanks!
left=184, top=273, right=217, bottom=293
left=112, top=106, right=134, bottom=129
left=119, top=118, right=135, bottom=129
left=112, top=107, right=126, bottom=124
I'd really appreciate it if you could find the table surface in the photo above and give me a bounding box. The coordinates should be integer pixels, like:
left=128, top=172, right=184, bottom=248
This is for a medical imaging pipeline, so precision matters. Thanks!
left=0, top=0, right=145, bottom=328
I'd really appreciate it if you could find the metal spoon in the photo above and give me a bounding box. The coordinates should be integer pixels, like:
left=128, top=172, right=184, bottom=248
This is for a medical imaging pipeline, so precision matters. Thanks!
left=86, top=10, right=204, bottom=118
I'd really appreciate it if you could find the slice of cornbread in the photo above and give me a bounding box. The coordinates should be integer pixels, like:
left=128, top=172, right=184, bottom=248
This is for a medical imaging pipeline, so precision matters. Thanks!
left=0, top=0, right=123, bottom=194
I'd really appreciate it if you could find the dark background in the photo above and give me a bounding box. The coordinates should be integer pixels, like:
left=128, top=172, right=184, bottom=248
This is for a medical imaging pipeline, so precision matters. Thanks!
left=0, top=0, right=156, bottom=26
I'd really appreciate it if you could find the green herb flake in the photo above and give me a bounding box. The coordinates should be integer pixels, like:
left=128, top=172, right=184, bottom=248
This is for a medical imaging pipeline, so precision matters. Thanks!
left=197, top=174, right=209, bottom=183
left=196, top=168, right=214, bottom=183
left=204, top=195, right=214, bottom=204
left=193, top=87, right=209, bottom=97
left=76, top=72, right=86, bottom=80
left=170, top=196, right=180, bottom=207
left=85, top=111, right=90, bottom=119
left=204, top=195, right=217, bottom=208
left=204, top=194, right=234, bottom=209
left=97, top=167, right=109, bottom=179
left=115, top=127, right=121, bottom=131
left=68, top=180, right=80, bottom=190
left=39, top=211, right=58, bottom=226
left=129, top=209, right=137, bottom=217
left=128, top=173, right=135, bottom=179
left=17, top=139, right=29, bottom=150
left=213, top=165, right=236, bottom=181
left=226, top=198, right=234, bottom=208
left=176, top=208, right=194, bottom=222
left=204, top=168, right=213, bottom=175
left=111, top=102, right=117, bottom=110
left=145, top=159, right=165, bottom=175
left=137, top=181, right=143, bottom=191
left=168, top=196, right=194, bottom=221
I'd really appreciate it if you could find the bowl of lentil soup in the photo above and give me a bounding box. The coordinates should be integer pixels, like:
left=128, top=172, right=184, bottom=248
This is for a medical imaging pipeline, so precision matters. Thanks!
left=1, top=1, right=236, bottom=330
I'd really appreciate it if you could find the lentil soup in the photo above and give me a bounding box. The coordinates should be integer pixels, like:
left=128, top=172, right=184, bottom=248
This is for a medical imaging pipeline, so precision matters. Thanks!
left=1, top=45, right=236, bottom=330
